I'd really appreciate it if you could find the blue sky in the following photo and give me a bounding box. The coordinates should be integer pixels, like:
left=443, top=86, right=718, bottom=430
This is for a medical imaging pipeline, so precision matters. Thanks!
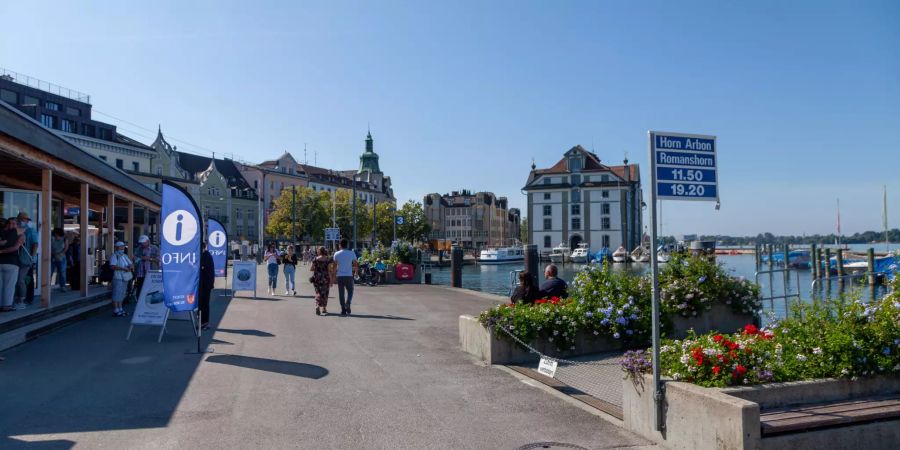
left=2, top=1, right=898, bottom=236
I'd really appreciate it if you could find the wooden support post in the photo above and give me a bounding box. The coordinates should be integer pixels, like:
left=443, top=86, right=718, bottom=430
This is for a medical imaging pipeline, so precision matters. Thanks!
left=810, top=244, right=817, bottom=277
left=836, top=248, right=845, bottom=279
left=783, top=244, right=790, bottom=269
left=824, top=248, right=832, bottom=278
left=40, top=169, right=52, bottom=308
left=867, top=248, right=876, bottom=286
left=142, top=205, right=150, bottom=237
left=755, top=244, right=761, bottom=270
left=767, top=244, right=773, bottom=267
left=126, top=201, right=135, bottom=253
left=106, top=193, right=115, bottom=258
left=80, top=183, right=90, bottom=297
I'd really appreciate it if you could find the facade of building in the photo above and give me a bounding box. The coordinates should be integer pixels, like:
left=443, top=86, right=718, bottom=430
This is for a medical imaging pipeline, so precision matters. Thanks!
left=0, top=69, right=155, bottom=173
left=423, top=190, right=521, bottom=249
left=523, top=145, right=642, bottom=255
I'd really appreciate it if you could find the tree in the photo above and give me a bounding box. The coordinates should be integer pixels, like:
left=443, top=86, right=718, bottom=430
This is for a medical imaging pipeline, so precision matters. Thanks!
left=265, top=186, right=330, bottom=242
left=520, top=217, right=529, bottom=244
left=372, top=201, right=396, bottom=246
left=395, top=200, right=431, bottom=244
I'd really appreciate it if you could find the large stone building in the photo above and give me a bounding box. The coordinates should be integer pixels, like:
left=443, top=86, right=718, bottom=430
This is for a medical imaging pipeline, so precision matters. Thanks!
left=523, top=145, right=642, bottom=255
left=423, top=190, right=521, bottom=249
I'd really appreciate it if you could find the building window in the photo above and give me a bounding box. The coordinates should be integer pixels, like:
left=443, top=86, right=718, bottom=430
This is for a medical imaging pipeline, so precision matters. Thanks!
left=543, top=205, right=552, bottom=216
left=602, top=235, right=610, bottom=248
left=156, top=166, right=162, bottom=175
left=0, top=89, right=17, bottom=104
left=115, top=159, right=124, bottom=169
left=99, top=128, right=111, bottom=140
left=60, top=119, right=75, bottom=132
left=571, top=174, right=581, bottom=185
left=66, top=106, right=81, bottom=116
left=543, top=193, right=550, bottom=200
left=602, top=217, right=611, bottom=230
left=45, top=101, right=60, bottom=111
left=131, top=161, right=139, bottom=172
left=40, top=114, right=56, bottom=128
left=23, top=95, right=39, bottom=106
left=601, top=190, right=609, bottom=198
left=602, top=174, right=610, bottom=182
left=602, top=203, right=610, bottom=215
left=571, top=218, right=581, bottom=230
left=569, top=157, right=582, bottom=172
left=83, top=124, right=95, bottom=137
left=544, top=235, right=552, bottom=248
left=571, top=204, right=580, bottom=215
left=571, top=189, right=581, bottom=202
left=236, top=225, right=242, bottom=236
left=543, top=218, right=552, bottom=230
left=99, top=155, right=107, bottom=161
left=543, top=178, right=551, bottom=185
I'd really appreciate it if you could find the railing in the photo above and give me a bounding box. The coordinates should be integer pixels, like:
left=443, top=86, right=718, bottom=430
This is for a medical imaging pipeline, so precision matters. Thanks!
left=0, top=67, right=91, bottom=103
left=755, top=268, right=802, bottom=314
left=508, top=269, right=524, bottom=296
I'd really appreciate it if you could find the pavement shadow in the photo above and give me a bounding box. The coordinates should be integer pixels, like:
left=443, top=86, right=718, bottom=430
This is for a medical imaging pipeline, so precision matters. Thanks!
left=345, top=314, right=414, bottom=321
left=0, top=438, right=75, bottom=449
left=215, top=328, right=275, bottom=337
left=205, top=354, right=328, bottom=379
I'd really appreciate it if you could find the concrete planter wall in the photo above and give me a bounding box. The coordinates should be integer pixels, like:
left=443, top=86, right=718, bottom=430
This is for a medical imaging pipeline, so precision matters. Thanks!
left=459, top=314, right=621, bottom=365
left=623, top=373, right=900, bottom=450
left=670, top=302, right=757, bottom=338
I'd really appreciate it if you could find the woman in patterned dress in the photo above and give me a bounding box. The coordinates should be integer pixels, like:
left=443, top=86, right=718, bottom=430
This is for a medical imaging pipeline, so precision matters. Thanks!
left=310, top=246, right=332, bottom=316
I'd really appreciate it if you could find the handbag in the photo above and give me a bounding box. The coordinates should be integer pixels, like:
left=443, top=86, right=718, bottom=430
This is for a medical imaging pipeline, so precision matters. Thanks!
left=18, top=246, right=33, bottom=267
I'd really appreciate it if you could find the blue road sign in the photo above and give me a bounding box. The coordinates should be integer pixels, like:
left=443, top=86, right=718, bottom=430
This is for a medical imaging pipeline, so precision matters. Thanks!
left=395, top=216, right=404, bottom=225
left=325, top=227, right=341, bottom=241
left=650, top=131, right=718, bottom=202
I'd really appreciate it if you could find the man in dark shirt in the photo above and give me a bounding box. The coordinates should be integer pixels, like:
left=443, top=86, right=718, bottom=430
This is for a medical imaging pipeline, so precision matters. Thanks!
left=539, top=264, right=568, bottom=299
left=199, top=242, right=215, bottom=330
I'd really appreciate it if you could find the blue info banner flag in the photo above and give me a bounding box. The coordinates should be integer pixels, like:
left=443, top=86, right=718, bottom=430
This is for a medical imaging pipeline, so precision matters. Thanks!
left=161, top=181, right=201, bottom=312
left=207, top=218, right=228, bottom=278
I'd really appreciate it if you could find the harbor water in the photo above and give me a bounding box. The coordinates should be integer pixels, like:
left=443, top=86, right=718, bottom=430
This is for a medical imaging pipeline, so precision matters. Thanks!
left=428, top=251, right=892, bottom=317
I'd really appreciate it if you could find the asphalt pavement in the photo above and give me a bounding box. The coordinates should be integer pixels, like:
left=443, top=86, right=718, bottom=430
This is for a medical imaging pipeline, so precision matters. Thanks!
left=0, top=263, right=654, bottom=450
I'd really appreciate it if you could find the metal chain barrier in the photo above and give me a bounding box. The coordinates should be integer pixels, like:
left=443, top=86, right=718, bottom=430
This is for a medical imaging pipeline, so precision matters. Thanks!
left=496, top=324, right=626, bottom=408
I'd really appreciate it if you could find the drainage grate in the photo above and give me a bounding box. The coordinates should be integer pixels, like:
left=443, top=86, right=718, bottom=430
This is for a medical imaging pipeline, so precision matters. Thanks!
left=517, top=443, right=589, bottom=450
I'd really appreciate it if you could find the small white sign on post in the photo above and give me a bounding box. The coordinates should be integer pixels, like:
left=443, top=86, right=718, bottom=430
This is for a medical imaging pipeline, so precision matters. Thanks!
left=126, top=270, right=193, bottom=342
left=325, top=227, right=341, bottom=241
left=537, top=357, right=558, bottom=378
left=231, top=261, right=258, bottom=297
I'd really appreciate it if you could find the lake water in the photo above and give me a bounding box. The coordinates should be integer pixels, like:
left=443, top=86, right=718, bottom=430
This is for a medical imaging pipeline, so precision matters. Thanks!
left=428, top=252, right=892, bottom=316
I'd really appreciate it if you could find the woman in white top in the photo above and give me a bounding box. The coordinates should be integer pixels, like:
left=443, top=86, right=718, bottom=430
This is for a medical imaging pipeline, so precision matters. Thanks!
left=264, top=244, right=280, bottom=295
left=109, top=241, right=133, bottom=317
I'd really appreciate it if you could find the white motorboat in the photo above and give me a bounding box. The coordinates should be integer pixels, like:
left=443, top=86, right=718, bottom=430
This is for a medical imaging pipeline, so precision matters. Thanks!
left=478, top=246, right=525, bottom=264
left=570, top=243, right=590, bottom=263
left=657, top=250, right=671, bottom=263
left=549, top=243, right=571, bottom=263
left=630, top=245, right=651, bottom=263
left=611, top=246, right=628, bottom=263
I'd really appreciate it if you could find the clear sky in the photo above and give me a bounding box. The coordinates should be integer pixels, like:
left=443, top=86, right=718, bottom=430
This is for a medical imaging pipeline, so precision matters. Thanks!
left=2, top=1, right=898, bottom=236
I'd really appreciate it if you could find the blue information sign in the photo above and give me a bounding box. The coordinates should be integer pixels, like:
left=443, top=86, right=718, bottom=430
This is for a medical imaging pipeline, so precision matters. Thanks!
left=395, top=215, right=405, bottom=225
left=650, top=131, right=718, bottom=202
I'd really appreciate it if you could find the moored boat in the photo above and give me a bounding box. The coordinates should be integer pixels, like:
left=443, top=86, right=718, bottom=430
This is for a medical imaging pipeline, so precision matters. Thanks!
left=478, top=246, right=525, bottom=264
left=570, top=243, right=590, bottom=263
left=549, top=243, right=571, bottom=263
left=612, top=246, right=628, bottom=263
left=630, top=245, right=650, bottom=263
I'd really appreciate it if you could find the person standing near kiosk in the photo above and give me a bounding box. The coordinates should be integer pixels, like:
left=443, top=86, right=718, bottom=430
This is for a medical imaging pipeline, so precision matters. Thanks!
left=199, top=241, right=215, bottom=330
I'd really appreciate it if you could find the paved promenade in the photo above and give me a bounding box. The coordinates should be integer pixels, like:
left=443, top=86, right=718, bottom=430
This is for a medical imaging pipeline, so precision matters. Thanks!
left=0, top=264, right=653, bottom=450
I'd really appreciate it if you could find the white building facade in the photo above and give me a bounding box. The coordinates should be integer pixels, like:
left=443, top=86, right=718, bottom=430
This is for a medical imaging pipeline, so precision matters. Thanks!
left=524, top=146, right=642, bottom=256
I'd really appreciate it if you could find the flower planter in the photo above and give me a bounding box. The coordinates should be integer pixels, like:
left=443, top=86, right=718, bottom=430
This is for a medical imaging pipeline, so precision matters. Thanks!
left=670, top=302, right=758, bottom=338
left=623, top=373, right=900, bottom=450
left=459, top=314, right=622, bottom=365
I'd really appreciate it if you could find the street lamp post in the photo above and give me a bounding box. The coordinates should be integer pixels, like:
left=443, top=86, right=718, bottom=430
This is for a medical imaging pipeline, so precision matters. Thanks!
left=291, top=186, right=296, bottom=246
left=352, top=175, right=358, bottom=250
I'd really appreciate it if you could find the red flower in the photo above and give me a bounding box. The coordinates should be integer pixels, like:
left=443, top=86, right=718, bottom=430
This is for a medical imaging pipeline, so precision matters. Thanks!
left=713, top=335, right=724, bottom=343
left=712, top=366, right=721, bottom=375
left=535, top=299, right=548, bottom=304
left=743, top=324, right=759, bottom=335
left=733, top=364, right=747, bottom=378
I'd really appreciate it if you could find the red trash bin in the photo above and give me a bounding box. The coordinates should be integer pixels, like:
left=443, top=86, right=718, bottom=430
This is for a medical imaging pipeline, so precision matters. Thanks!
left=394, top=263, right=415, bottom=281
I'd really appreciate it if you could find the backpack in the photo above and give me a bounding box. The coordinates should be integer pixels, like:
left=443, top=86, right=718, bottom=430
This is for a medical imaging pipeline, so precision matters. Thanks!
left=99, top=260, right=114, bottom=283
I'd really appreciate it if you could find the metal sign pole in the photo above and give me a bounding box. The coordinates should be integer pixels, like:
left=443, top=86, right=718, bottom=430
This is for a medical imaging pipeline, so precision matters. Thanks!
left=648, top=131, right=663, bottom=432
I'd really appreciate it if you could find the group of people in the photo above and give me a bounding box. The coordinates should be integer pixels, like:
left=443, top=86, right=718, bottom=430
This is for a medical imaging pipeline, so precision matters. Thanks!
left=263, top=239, right=359, bottom=316
left=0, top=213, right=39, bottom=312
left=509, top=263, right=569, bottom=304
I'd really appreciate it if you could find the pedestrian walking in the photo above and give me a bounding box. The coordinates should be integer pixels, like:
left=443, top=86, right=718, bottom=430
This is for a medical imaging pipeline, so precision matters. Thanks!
left=133, top=234, right=159, bottom=298
left=264, top=244, right=280, bottom=295
left=14, top=212, right=37, bottom=307
left=283, top=245, right=298, bottom=295
left=50, top=228, right=68, bottom=291
left=199, top=241, right=214, bottom=329
left=109, top=241, right=133, bottom=317
left=310, top=246, right=332, bottom=316
left=333, top=239, right=358, bottom=316
left=0, top=218, right=24, bottom=312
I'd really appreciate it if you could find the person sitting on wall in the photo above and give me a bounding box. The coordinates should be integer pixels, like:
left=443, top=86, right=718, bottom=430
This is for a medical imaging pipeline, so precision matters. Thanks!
left=510, top=271, right=541, bottom=304
left=539, top=264, right=568, bottom=299
left=374, top=259, right=386, bottom=284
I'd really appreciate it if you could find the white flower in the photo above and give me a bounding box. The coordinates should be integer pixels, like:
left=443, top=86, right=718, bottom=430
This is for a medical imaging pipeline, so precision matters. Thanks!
left=812, top=347, right=823, bottom=355
left=680, top=354, right=691, bottom=364
left=672, top=373, right=682, bottom=380
left=796, top=354, right=807, bottom=362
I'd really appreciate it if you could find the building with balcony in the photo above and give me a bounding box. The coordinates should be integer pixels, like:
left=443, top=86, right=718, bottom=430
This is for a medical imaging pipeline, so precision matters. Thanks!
left=423, top=190, right=521, bottom=250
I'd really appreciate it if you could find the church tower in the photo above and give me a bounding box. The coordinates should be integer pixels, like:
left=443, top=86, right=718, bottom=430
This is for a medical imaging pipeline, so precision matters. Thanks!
left=359, top=131, right=381, bottom=174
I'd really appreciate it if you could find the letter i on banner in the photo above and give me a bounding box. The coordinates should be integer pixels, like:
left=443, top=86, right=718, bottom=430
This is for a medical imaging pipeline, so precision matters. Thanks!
left=207, top=218, right=228, bottom=277
left=161, top=181, right=201, bottom=313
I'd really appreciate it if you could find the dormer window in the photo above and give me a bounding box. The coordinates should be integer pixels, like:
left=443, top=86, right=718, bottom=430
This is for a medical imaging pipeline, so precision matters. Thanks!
left=568, top=156, right=583, bottom=173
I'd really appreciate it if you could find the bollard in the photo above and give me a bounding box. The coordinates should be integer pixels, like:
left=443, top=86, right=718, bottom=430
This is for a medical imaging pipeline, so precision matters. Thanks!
left=524, top=244, right=539, bottom=287
left=755, top=244, right=761, bottom=270
left=450, top=246, right=463, bottom=288
left=784, top=244, right=790, bottom=269
left=867, top=248, right=876, bottom=286
left=767, top=244, right=773, bottom=267
left=824, top=248, right=832, bottom=278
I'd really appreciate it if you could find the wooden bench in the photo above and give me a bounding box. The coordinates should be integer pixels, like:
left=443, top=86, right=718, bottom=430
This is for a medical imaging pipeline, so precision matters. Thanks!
left=760, top=395, right=900, bottom=436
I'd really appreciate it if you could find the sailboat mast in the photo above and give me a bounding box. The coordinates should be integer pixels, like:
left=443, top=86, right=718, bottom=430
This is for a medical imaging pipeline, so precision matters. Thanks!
left=836, top=198, right=842, bottom=247
left=885, top=185, right=890, bottom=253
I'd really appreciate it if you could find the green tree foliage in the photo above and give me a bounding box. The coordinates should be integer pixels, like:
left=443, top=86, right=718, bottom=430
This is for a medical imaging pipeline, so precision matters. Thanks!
left=520, top=217, right=528, bottom=244
left=395, top=200, right=431, bottom=244
left=266, top=186, right=331, bottom=242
